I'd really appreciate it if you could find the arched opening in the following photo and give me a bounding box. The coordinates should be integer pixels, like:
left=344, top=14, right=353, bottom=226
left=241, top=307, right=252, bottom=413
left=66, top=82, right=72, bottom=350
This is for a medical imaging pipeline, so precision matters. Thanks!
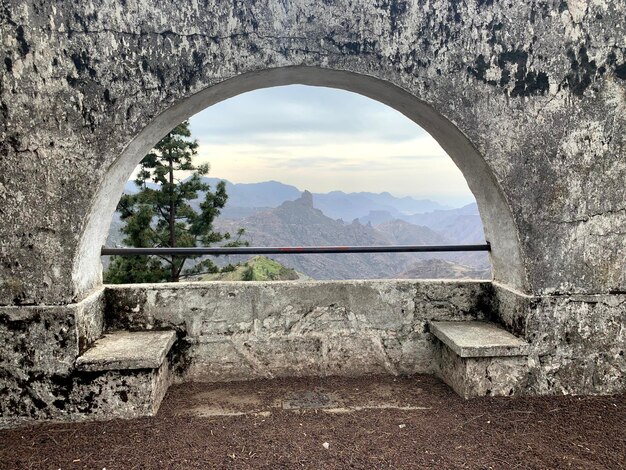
left=103, top=85, right=488, bottom=282
left=73, top=66, right=526, bottom=296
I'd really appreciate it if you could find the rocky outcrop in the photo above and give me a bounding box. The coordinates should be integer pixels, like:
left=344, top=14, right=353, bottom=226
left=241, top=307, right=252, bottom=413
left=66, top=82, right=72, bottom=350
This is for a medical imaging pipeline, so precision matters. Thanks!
left=397, top=259, right=490, bottom=280
left=215, top=192, right=455, bottom=279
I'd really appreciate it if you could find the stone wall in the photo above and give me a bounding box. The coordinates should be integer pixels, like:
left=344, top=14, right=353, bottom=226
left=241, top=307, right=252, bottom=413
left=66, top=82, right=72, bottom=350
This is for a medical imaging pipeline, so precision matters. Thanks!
left=1, top=0, right=624, bottom=426
left=0, top=289, right=104, bottom=428
left=105, top=281, right=625, bottom=394
left=2, top=1, right=626, bottom=305
left=1, top=280, right=623, bottom=426
left=105, top=280, right=492, bottom=382
left=493, top=284, right=626, bottom=395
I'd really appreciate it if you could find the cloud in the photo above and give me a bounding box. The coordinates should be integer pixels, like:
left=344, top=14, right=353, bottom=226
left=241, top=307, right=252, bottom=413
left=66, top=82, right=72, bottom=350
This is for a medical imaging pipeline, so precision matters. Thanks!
left=187, top=85, right=476, bottom=207
left=189, top=85, right=427, bottom=145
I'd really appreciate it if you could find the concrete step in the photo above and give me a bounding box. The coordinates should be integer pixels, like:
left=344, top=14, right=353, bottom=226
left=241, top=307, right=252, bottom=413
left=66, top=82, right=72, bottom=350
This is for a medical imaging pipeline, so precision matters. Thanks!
left=430, top=321, right=530, bottom=358
left=430, top=321, right=530, bottom=398
left=72, top=330, right=177, bottom=420
left=76, top=330, right=177, bottom=371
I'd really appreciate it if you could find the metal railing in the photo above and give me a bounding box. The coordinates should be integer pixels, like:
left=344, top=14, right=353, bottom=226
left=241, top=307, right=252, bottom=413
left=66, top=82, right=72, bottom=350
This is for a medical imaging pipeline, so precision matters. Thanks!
left=101, top=243, right=491, bottom=256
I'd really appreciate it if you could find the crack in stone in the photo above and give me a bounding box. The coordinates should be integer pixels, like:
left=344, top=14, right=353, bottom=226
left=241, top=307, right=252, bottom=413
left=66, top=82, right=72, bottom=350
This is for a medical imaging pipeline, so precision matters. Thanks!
left=545, top=207, right=626, bottom=224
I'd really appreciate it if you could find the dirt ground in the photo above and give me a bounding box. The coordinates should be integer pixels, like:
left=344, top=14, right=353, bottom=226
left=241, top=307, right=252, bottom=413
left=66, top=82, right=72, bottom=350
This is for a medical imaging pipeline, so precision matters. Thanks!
left=1, top=375, right=624, bottom=469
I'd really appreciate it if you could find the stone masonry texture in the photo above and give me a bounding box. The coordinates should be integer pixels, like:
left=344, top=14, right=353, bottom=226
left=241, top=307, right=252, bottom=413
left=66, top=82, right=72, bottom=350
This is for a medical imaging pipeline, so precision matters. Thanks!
left=105, top=280, right=492, bottom=382
left=0, top=1, right=625, bottom=426
left=1, top=0, right=625, bottom=304
left=104, top=281, right=625, bottom=394
left=0, top=279, right=623, bottom=426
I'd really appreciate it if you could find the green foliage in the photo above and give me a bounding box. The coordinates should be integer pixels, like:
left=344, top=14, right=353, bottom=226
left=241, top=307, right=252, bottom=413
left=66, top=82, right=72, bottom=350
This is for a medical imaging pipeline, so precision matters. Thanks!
left=202, top=256, right=301, bottom=282
left=104, top=256, right=168, bottom=284
left=104, top=120, right=247, bottom=283
left=221, top=264, right=237, bottom=273
left=241, top=265, right=255, bottom=281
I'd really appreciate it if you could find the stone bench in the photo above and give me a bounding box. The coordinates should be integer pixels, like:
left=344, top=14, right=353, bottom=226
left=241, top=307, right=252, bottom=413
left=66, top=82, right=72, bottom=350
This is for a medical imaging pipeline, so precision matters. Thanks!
left=72, top=330, right=177, bottom=419
left=430, top=321, right=530, bottom=398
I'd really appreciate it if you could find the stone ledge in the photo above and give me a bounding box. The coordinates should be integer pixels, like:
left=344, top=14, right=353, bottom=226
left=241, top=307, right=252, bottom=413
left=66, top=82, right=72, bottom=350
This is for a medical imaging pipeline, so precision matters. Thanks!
left=430, top=321, right=529, bottom=358
left=76, top=330, right=177, bottom=372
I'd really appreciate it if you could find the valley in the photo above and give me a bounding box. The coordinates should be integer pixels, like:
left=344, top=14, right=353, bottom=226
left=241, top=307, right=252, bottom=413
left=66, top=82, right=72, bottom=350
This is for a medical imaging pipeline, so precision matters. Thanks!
left=105, top=179, right=490, bottom=281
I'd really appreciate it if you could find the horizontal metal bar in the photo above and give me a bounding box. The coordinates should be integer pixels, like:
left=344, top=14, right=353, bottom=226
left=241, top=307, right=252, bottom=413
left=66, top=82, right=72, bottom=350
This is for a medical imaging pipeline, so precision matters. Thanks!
left=101, top=243, right=491, bottom=256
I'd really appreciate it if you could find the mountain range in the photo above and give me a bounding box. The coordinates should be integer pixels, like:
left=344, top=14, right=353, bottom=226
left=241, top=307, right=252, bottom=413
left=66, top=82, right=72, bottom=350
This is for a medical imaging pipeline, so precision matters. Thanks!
left=109, top=179, right=490, bottom=280
left=124, top=178, right=452, bottom=222
left=212, top=191, right=489, bottom=280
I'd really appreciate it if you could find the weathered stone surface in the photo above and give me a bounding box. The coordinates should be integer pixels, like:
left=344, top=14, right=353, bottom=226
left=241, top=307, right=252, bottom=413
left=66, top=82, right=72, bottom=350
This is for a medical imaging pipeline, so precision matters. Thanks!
left=106, top=280, right=490, bottom=382
left=435, top=342, right=529, bottom=398
left=105, top=281, right=625, bottom=396
left=2, top=1, right=626, bottom=305
left=525, top=293, right=626, bottom=395
left=493, top=283, right=626, bottom=395
left=0, top=289, right=106, bottom=426
left=431, top=319, right=531, bottom=396
left=1, top=330, right=172, bottom=428
left=1, top=279, right=624, bottom=427
left=76, top=330, right=177, bottom=372
left=0, top=306, right=78, bottom=422
left=74, top=288, right=106, bottom=353
left=430, top=321, right=529, bottom=358
left=1, top=0, right=625, bottom=426
left=68, top=359, right=172, bottom=421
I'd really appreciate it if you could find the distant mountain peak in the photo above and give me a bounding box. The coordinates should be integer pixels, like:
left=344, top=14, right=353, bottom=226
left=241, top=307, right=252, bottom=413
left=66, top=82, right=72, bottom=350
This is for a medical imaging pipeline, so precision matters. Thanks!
left=297, top=190, right=314, bottom=207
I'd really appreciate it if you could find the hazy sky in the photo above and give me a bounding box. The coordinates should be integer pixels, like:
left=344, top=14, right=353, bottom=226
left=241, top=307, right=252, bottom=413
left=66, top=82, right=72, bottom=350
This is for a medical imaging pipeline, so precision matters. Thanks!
left=188, top=85, right=475, bottom=207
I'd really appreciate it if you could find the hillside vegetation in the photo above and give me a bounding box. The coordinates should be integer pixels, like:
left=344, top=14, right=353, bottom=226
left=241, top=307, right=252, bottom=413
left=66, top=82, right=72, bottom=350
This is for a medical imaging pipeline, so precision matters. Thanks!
left=215, top=191, right=489, bottom=280
left=107, top=181, right=491, bottom=280
left=200, top=256, right=308, bottom=281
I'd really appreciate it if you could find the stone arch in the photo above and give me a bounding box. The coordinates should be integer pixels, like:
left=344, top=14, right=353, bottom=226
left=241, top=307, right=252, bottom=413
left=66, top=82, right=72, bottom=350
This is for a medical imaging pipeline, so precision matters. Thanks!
left=73, top=66, right=526, bottom=294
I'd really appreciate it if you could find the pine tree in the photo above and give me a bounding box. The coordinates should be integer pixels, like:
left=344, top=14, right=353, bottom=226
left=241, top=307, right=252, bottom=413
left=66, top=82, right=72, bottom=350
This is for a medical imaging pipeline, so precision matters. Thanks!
left=104, top=121, right=245, bottom=283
